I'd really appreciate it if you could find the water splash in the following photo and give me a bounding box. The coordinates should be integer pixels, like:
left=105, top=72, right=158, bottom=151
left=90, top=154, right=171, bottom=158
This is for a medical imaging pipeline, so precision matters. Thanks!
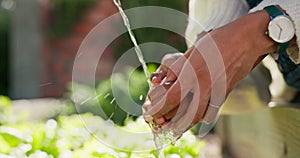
left=104, top=93, right=110, bottom=99
left=39, top=83, right=52, bottom=87
left=139, top=95, right=143, bottom=101
left=110, top=98, right=116, bottom=104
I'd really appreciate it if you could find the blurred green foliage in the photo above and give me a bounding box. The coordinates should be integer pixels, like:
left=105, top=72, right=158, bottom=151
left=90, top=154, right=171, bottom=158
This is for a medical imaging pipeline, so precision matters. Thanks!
left=68, top=65, right=156, bottom=126
left=0, top=96, right=12, bottom=125
left=48, top=0, right=96, bottom=37
left=0, top=10, right=10, bottom=95
left=0, top=98, right=205, bottom=157
left=113, top=0, right=187, bottom=60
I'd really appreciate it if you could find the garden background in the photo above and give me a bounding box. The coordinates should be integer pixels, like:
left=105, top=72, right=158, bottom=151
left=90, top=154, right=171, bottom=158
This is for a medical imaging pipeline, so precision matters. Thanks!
left=0, top=0, right=213, bottom=157
left=1, top=0, right=299, bottom=158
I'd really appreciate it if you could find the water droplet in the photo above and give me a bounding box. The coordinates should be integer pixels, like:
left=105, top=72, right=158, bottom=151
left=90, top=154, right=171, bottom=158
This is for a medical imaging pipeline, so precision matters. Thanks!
left=110, top=98, right=115, bottom=104
left=108, top=112, right=115, bottom=120
left=104, top=93, right=110, bottom=99
left=139, top=94, right=143, bottom=101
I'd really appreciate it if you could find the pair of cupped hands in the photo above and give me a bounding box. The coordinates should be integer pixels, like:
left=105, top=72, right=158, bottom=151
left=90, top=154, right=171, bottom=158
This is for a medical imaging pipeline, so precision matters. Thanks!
left=142, top=10, right=277, bottom=135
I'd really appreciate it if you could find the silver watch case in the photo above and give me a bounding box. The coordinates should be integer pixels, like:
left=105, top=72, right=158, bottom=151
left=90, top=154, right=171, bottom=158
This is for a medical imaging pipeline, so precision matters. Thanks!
left=268, top=15, right=295, bottom=43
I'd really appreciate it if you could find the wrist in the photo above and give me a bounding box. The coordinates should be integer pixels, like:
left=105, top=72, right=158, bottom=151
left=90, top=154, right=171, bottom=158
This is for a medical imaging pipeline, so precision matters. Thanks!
left=211, top=9, right=277, bottom=59
left=205, top=10, right=279, bottom=82
left=241, top=10, right=277, bottom=56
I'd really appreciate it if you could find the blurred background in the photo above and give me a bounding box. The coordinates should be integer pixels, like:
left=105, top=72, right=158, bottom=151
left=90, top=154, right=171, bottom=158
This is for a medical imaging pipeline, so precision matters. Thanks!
left=2, top=0, right=299, bottom=157
left=0, top=0, right=215, bottom=157
left=0, top=0, right=187, bottom=99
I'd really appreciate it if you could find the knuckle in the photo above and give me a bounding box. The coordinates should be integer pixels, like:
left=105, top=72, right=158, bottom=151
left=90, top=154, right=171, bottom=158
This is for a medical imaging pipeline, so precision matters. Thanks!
left=161, top=53, right=183, bottom=67
left=147, top=85, right=166, bottom=101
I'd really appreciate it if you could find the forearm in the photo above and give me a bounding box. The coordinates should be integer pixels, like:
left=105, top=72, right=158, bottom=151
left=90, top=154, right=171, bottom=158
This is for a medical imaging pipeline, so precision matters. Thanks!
left=212, top=10, right=277, bottom=58
left=199, top=10, right=278, bottom=92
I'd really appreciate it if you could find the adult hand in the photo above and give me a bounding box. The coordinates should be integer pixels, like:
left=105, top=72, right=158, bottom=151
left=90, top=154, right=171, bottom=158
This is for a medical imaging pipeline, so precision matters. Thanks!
left=143, top=10, right=277, bottom=134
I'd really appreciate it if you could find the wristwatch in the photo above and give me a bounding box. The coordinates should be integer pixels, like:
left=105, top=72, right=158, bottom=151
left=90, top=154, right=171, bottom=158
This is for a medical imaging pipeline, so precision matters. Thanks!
left=264, top=5, right=295, bottom=54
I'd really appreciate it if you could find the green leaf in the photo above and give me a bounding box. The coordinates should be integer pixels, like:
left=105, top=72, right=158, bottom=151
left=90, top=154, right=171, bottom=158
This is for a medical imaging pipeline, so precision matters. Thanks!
left=147, top=64, right=158, bottom=74
left=0, top=96, right=10, bottom=109
left=0, top=127, right=27, bottom=148
left=29, top=125, right=46, bottom=153
left=0, top=135, right=11, bottom=153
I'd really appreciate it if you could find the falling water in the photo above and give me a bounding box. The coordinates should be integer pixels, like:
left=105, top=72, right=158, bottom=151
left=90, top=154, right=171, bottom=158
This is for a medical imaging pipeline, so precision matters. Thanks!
left=112, top=1, right=181, bottom=157
left=113, top=0, right=151, bottom=86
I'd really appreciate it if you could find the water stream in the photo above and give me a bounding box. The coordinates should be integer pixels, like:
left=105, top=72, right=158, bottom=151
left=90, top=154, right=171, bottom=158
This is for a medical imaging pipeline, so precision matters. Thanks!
left=112, top=0, right=180, bottom=157
left=113, top=0, right=150, bottom=84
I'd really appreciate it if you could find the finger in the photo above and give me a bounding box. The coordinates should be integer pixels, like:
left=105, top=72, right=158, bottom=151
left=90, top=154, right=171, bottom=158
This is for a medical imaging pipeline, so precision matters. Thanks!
left=142, top=98, right=151, bottom=110
left=163, top=107, right=178, bottom=121
left=144, top=81, right=184, bottom=118
left=154, top=116, right=166, bottom=125
left=147, top=84, right=167, bottom=104
left=164, top=92, right=193, bottom=121
left=165, top=54, right=188, bottom=82
left=155, top=92, right=192, bottom=125
left=144, top=58, right=195, bottom=118
left=151, top=71, right=166, bottom=85
left=144, top=49, right=194, bottom=119
left=149, top=52, right=190, bottom=102
left=202, top=103, right=221, bottom=124
left=160, top=53, right=183, bottom=72
left=144, top=84, right=172, bottom=119
left=164, top=47, right=197, bottom=83
left=170, top=87, right=210, bottom=134
left=150, top=53, right=183, bottom=85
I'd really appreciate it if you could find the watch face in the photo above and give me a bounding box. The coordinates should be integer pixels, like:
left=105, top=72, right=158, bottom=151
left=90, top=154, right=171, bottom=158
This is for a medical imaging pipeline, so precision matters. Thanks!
left=268, top=15, right=295, bottom=43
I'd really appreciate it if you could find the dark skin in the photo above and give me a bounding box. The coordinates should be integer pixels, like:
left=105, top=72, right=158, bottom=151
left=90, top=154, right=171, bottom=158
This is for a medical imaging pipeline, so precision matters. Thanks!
left=143, top=8, right=297, bottom=134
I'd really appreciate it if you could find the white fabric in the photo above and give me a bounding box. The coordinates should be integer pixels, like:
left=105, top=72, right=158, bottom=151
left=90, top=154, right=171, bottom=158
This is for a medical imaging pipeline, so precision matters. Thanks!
left=185, top=0, right=249, bottom=47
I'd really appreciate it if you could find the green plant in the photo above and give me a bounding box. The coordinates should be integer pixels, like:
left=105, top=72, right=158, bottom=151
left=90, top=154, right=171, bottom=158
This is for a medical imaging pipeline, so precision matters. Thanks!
left=0, top=113, right=205, bottom=158
left=0, top=97, right=205, bottom=157
left=68, top=66, right=156, bottom=125
left=0, top=92, right=205, bottom=157
left=0, top=96, right=12, bottom=125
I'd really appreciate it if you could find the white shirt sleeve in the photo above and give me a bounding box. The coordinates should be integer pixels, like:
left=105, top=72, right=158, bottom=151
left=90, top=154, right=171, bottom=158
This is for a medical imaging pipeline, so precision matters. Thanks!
left=185, top=0, right=249, bottom=48
left=250, top=0, right=300, bottom=64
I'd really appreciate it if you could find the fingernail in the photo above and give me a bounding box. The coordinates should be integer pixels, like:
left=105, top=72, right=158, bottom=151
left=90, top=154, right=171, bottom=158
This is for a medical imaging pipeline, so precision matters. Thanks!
left=142, top=100, right=151, bottom=109
left=150, top=73, right=160, bottom=81
left=144, top=100, right=151, bottom=105
left=151, top=76, right=161, bottom=84
left=155, top=117, right=165, bottom=125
